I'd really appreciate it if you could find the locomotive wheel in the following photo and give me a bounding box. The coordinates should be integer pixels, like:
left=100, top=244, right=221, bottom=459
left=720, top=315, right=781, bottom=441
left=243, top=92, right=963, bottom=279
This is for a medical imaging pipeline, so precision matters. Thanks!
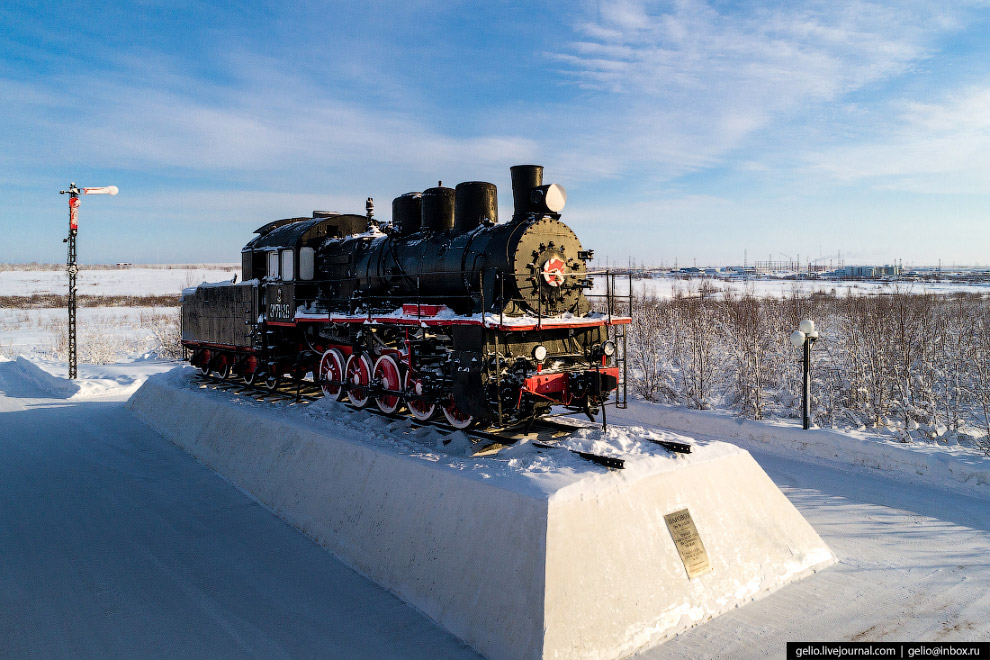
left=373, top=355, right=404, bottom=414
left=318, top=348, right=346, bottom=401
left=404, top=371, right=436, bottom=421
left=442, top=396, right=475, bottom=430
left=344, top=354, right=373, bottom=408
left=243, top=370, right=258, bottom=385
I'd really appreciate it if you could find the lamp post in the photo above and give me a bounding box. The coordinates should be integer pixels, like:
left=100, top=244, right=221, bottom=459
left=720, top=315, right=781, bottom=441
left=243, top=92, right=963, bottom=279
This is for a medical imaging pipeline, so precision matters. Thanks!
left=58, top=183, right=118, bottom=379
left=789, top=319, right=819, bottom=430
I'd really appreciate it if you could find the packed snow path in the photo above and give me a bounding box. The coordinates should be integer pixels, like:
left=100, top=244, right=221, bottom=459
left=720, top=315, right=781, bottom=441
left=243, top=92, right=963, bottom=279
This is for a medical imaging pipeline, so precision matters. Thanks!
left=0, top=362, right=987, bottom=659
left=640, top=448, right=990, bottom=658
left=0, top=362, right=477, bottom=660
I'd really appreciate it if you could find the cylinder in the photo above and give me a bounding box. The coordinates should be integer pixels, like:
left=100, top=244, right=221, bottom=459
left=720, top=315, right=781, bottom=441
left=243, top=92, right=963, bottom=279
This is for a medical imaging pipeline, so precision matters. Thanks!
left=453, top=181, right=497, bottom=234
left=510, top=165, right=543, bottom=220
left=421, top=186, right=455, bottom=232
left=392, top=192, right=422, bottom=236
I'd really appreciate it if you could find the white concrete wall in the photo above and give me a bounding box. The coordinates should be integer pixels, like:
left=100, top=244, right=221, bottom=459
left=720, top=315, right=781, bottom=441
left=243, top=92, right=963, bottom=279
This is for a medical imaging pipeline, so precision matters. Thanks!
left=128, top=378, right=549, bottom=660
left=129, top=374, right=834, bottom=660
left=544, top=451, right=834, bottom=659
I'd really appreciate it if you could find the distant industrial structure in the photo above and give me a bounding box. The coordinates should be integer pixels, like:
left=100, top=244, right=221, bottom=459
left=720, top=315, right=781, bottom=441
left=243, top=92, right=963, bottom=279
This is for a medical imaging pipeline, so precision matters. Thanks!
left=614, top=251, right=990, bottom=284
left=835, top=264, right=901, bottom=279
left=645, top=262, right=989, bottom=283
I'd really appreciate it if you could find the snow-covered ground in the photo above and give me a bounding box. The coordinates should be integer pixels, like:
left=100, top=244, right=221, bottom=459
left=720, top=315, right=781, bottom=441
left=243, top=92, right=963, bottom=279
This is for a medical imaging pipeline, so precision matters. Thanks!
left=0, top=359, right=987, bottom=659
left=4, top=354, right=176, bottom=398
left=1, top=266, right=988, bottom=657
left=0, top=265, right=238, bottom=297
left=0, top=358, right=479, bottom=660
left=592, top=274, right=990, bottom=300
left=6, top=265, right=985, bottom=300
left=0, top=265, right=207, bottom=361
left=0, top=307, right=176, bottom=360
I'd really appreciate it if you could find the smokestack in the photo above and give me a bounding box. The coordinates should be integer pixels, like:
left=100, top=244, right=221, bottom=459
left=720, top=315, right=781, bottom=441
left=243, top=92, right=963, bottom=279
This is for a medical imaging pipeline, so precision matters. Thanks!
left=510, top=165, right=543, bottom=221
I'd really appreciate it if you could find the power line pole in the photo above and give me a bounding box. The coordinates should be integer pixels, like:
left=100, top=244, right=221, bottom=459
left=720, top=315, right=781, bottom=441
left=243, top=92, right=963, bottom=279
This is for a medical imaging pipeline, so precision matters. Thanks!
left=59, top=183, right=118, bottom=379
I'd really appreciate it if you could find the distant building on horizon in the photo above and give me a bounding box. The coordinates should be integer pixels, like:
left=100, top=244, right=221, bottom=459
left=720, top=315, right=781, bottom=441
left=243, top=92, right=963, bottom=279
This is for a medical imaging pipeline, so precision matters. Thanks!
left=835, top=264, right=901, bottom=279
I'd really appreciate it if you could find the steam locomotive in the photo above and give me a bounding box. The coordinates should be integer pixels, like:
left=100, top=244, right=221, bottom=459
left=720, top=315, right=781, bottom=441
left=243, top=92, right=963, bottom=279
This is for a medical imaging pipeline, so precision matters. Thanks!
left=181, top=165, right=629, bottom=429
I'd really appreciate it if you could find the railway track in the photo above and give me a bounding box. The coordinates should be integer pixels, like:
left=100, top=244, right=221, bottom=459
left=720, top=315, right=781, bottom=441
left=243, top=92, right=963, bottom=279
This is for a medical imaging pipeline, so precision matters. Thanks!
left=193, top=372, right=690, bottom=469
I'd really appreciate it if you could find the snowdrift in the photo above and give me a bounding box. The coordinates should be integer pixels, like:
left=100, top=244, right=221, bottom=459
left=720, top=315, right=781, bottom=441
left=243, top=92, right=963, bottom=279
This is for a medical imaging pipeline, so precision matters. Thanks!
left=614, top=401, right=990, bottom=498
left=7, top=355, right=172, bottom=399
left=128, top=369, right=834, bottom=660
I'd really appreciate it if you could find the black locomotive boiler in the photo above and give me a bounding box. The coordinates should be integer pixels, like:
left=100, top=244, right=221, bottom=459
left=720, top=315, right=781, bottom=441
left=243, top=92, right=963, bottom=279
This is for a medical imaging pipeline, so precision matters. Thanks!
left=181, top=165, right=629, bottom=429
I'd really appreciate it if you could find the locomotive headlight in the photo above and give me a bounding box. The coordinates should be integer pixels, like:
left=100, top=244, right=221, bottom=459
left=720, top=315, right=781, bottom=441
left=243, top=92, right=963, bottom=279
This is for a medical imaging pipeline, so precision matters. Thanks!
left=602, top=340, right=617, bottom=357
left=532, top=345, right=548, bottom=362
left=529, top=183, right=567, bottom=213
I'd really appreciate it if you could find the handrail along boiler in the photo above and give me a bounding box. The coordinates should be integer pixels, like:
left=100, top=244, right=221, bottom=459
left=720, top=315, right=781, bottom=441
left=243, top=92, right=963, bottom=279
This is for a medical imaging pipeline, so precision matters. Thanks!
left=180, top=165, right=630, bottom=429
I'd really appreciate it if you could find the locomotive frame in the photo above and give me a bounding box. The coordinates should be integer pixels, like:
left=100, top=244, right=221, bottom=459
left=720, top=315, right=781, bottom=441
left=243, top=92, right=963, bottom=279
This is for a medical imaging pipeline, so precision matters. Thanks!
left=181, top=165, right=631, bottom=430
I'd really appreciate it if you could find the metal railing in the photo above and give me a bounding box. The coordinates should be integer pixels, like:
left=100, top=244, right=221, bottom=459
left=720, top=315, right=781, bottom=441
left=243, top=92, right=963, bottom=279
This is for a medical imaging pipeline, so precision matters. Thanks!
left=270, top=268, right=632, bottom=424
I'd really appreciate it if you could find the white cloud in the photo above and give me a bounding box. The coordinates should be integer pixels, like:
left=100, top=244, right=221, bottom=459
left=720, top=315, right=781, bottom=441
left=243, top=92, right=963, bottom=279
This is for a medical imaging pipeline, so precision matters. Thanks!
left=1, top=1, right=970, bottom=192
left=546, top=0, right=960, bottom=180
left=808, top=86, right=990, bottom=192
left=0, top=55, right=539, bottom=191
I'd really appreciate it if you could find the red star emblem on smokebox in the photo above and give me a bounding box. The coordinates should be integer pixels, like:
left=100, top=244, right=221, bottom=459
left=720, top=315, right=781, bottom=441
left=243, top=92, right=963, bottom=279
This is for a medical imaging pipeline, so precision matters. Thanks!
left=542, top=256, right=565, bottom=287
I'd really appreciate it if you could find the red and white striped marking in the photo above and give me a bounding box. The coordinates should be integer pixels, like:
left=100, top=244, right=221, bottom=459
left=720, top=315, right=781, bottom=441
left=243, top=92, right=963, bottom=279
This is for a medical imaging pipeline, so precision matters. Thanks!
left=82, top=186, right=118, bottom=196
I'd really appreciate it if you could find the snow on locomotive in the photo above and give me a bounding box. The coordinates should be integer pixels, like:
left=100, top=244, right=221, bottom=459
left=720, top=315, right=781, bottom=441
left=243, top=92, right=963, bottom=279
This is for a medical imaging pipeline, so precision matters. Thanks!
left=181, top=165, right=629, bottom=429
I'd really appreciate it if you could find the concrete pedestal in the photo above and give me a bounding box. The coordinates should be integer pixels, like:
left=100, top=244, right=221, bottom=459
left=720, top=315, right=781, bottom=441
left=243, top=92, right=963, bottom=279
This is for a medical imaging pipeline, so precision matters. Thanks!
left=129, top=371, right=834, bottom=660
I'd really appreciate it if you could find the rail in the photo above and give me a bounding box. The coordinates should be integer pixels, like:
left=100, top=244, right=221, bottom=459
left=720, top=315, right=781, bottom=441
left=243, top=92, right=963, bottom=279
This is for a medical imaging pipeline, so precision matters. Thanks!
left=284, top=269, right=620, bottom=321
left=584, top=270, right=633, bottom=412
left=191, top=371, right=661, bottom=468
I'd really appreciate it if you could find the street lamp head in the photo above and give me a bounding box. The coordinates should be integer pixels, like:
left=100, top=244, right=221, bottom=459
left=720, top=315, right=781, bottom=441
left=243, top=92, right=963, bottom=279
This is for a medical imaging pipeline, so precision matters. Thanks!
left=799, top=319, right=815, bottom=334
left=789, top=330, right=807, bottom=348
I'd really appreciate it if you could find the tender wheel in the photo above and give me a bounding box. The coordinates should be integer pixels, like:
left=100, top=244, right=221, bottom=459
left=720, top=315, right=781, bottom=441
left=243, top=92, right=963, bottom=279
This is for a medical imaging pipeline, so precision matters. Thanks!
left=197, top=349, right=212, bottom=375
left=216, top=355, right=231, bottom=379
left=373, top=355, right=404, bottom=414
left=242, top=355, right=258, bottom=385
left=404, top=370, right=436, bottom=421
left=443, top=396, right=474, bottom=430
left=318, top=348, right=346, bottom=401
left=344, top=354, right=373, bottom=408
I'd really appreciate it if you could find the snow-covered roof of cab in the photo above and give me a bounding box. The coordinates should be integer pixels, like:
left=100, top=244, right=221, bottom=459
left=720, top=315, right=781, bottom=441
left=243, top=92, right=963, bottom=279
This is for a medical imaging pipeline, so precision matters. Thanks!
left=244, top=214, right=369, bottom=251
left=253, top=217, right=312, bottom=236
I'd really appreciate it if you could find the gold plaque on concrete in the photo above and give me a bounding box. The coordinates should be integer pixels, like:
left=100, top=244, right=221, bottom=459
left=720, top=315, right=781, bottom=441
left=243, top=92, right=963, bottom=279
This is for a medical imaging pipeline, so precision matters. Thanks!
left=664, top=508, right=712, bottom=579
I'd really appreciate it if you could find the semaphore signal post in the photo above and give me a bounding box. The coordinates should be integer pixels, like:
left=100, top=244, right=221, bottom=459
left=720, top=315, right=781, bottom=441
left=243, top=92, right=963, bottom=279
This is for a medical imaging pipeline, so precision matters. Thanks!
left=58, top=183, right=118, bottom=379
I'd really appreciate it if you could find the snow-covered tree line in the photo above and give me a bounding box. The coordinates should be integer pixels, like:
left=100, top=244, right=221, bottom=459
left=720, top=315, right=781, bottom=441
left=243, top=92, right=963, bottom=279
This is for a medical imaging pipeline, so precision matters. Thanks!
left=625, top=286, right=990, bottom=453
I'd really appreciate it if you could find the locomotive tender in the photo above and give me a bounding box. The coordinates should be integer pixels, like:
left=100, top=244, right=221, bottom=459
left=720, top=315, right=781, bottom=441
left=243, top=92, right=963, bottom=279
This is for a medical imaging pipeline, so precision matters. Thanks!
left=181, top=165, right=629, bottom=429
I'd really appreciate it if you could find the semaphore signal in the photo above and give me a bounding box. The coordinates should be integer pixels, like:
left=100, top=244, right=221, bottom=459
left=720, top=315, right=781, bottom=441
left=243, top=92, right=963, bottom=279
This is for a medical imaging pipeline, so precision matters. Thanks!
left=58, top=182, right=118, bottom=379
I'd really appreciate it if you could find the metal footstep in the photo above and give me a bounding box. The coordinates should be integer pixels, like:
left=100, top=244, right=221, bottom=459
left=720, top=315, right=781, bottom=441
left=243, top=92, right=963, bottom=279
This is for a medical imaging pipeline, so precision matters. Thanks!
left=646, top=438, right=693, bottom=454
left=532, top=441, right=625, bottom=469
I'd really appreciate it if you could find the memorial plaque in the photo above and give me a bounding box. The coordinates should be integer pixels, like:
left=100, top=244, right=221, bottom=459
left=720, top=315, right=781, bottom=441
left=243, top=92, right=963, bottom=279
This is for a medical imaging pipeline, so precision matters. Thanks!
left=664, top=508, right=712, bottom=579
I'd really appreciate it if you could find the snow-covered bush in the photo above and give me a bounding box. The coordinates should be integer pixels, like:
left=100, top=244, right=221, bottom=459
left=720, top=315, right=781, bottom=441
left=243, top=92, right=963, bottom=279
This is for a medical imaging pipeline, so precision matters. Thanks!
left=31, top=307, right=181, bottom=364
left=145, top=310, right=182, bottom=360
left=625, top=288, right=990, bottom=452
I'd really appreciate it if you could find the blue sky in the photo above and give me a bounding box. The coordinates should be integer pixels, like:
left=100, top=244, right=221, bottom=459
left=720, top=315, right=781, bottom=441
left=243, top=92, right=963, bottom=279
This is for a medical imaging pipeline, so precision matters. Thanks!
left=3, top=0, right=990, bottom=267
